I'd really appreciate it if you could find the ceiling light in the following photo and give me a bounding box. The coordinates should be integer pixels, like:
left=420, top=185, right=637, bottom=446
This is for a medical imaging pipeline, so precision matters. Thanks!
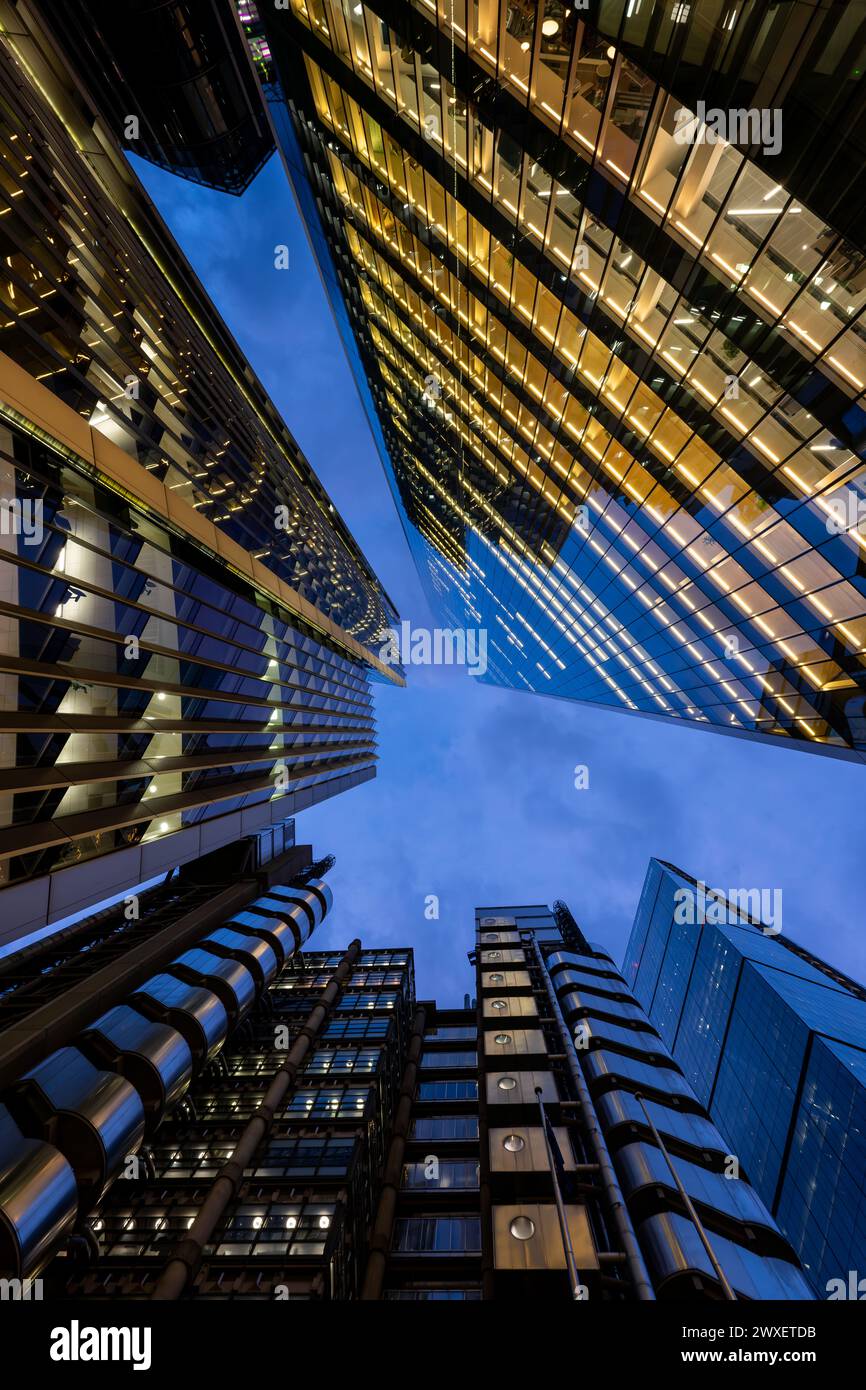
left=541, top=18, right=560, bottom=36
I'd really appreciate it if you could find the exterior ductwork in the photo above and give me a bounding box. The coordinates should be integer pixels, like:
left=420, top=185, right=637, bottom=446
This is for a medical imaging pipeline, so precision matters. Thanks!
left=79, top=1006, right=193, bottom=1133
left=168, top=948, right=257, bottom=1026
left=201, top=927, right=278, bottom=991
left=637, top=1213, right=814, bottom=1301
left=0, top=1104, right=77, bottom=1279
left=6, top=1049, right=145, bottom=1208
left=129, top=975, right=228, bottom=1068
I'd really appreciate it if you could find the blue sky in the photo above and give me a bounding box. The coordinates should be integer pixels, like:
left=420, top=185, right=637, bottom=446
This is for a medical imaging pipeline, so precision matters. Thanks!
left=134, top=154, right=866, bottom=1007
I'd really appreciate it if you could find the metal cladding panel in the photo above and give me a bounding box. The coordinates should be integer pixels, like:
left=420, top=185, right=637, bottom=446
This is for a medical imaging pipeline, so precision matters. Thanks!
left=486, top=1071, right=558, bottom=1106
left=479, top=949, right=525, bottom=965
left=14, top=1048, right=145, bottom=1200
left=483, top=995, right=538, bottom=1020
left=170, top=948, right=257, bottom=1021
left=228, top=910, right=299, bottom=964
left=484, top=1028, right=547, bottom=1058
left=492, top=1204, right=598, bottom=1272
left=596, top=1090, right=729, bottom=1156
left=547, top=952, right=624, bottom=982
left=203, top=927, right=278, bottom=988
left=617, top=1141, right=778, bottom=1233
left=0, top=1104, right=77, bottom=1278
left=482, top=970, right=532, bottom=989
left=131, top=974, right=228, bottom=1065
left=582, top=1049, right=695, bottom=1103
left=560, top=990, right=650, bottom=1026
left=579, top=1017, right=665, bottom=1057
left=552, top=967, right=631, bottom=1000
left=488, top=1126, right=576, bottom=1174
left=251, top=895, right=315, bottom=944
left=82, top=1005, right=192, bottom=1116
left=637, top=1213, right=815, bottom=1300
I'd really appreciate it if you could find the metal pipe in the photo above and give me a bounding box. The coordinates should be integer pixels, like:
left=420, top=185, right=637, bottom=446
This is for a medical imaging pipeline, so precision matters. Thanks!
left=360, top=1002, right=427, bottom=1299
left=152, top=937, right=361, bottom=1300
left=534, top=1086, right=583, bottom=1300
left=530, top=937, right=655, bottom=1301
left=634, top=1093, right=737, bottom=1301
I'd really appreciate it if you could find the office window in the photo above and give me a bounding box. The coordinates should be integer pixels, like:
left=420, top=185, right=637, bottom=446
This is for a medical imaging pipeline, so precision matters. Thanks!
left=417, top=1080, right=479, bottom=1101
left=401, top=1161, right=480, bottom=1190
left=419, top=1051, right=478, bottom=1068
left=393, top=1216, right=482, bottom=1253
left=411, top=1115, right=479, bottom=1141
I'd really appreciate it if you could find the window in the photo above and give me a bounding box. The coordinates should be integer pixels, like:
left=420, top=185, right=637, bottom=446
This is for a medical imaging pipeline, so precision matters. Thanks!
left=419, top=1051, right=477, bottom=1068
left=393, top=1216, right=482, bottom=1253
left=324, top=1016, right=390, bottom=1041
left=305, top=1047, right=380, bottom=1075
left=417, top=1080, right=479, bottom=1101
left=411, top=1115, right=479, bottom=1141
left=425, top=1026, right=477, bottom=1041
left=402, top=1160, right=480, bottom=1190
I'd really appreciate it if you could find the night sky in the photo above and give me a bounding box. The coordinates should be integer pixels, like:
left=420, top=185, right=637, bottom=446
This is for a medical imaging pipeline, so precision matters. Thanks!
left=134, top=154, right=866, bottom=1008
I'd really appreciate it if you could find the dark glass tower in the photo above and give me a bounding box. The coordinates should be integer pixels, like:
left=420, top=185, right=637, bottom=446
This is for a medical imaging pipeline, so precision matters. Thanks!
left=625, top=857, right=866, bottom=1297
left=0, top=884, right=813, bottom=1300
left=240, top=0, right=866, bottom=762
left=0, top=2, right=401, bottom=950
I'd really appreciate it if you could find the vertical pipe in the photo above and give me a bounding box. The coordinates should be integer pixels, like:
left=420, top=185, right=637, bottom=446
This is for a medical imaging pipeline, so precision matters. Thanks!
left=530, top=937, right=655, bottom=1301
left=152, top=937, right=362, bottom=1300
left=534, top=1087, right=583, bottom=1300
left=360, top=1003, right=427, bottom=1299
left=634, top=1094, right=737, bottom=1301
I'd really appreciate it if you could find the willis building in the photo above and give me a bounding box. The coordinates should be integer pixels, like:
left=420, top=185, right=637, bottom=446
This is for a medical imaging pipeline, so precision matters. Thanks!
left=243, top=0, right=866, bottom=762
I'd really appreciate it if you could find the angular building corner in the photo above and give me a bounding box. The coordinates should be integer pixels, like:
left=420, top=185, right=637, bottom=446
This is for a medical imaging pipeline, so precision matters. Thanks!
left=626, top=856, right=866, bottom=1297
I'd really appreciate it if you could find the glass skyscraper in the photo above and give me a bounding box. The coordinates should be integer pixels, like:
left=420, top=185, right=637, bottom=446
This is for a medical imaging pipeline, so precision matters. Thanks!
left=241, top=0, right=866, bottom=762
left=0, top=2, right=401, bottom=951
left=625, top=857, right=866, bottom=1296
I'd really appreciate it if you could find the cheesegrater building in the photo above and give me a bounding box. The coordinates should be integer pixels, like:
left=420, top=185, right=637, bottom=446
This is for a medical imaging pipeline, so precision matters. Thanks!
left=233, top=0, right=866, bottom=763
left=0, top=0, right=403, bottom=952
left=0, top=875, right=815, bottom=1301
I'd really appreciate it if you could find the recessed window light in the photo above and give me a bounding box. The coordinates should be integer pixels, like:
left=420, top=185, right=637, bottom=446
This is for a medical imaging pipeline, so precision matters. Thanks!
left=494, top=1033, right=512, bottom=1045
left=492, top=999, right=508, bottom=1010
left=503, top=1134, right=525, bottom=1152
left=497, top=1075, right=517, bottom=1091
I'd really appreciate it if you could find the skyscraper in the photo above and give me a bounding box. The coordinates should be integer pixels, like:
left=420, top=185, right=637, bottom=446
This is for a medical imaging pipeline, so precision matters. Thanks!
left=625, top=857, right=866, bottom=1296
left=0, top=880, right=813, bottom=1300
left=0, top=1, right=401, bottom=951
left=241, top=0, right=866, bottom=761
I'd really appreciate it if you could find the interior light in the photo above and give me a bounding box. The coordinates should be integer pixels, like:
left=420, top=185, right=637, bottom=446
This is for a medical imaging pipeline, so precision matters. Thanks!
left=541, top=18, right=560, bottom=36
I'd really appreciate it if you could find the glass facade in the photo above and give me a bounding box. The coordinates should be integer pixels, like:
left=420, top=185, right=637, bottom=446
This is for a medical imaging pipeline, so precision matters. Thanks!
left=0, top=4, right=402, bottom=939
left=625, top=857, right=866, bottom=1294
left=246, top=0, right=866, bottom=762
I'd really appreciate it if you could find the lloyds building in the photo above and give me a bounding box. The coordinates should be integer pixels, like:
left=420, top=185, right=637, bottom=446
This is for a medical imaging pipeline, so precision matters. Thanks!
left=237, top=0, right=866, bottom=763
left=0, top=878, right=815, bottom=1300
